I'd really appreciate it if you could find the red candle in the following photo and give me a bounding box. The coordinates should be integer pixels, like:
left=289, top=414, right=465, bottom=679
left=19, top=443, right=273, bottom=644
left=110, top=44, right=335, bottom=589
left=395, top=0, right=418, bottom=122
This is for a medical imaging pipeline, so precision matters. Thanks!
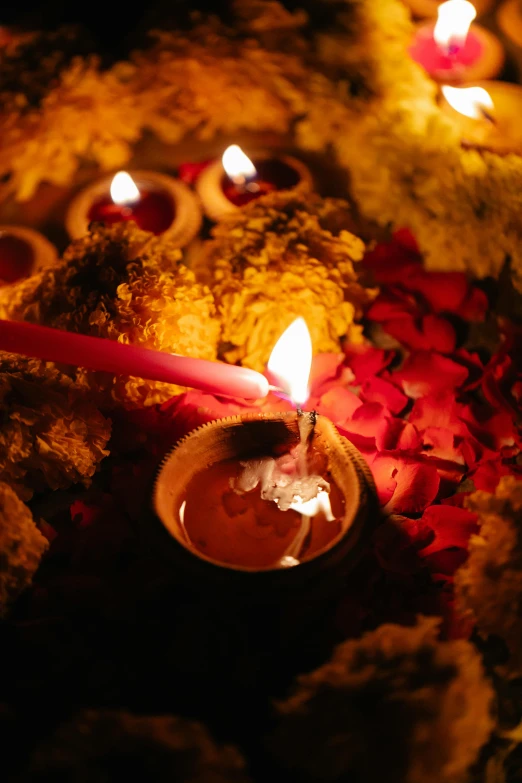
left=0, top=233, right=34, bottom=283
left=0, top=319, right=270, bottom=400
left=409, top=0, right=505, bottom=82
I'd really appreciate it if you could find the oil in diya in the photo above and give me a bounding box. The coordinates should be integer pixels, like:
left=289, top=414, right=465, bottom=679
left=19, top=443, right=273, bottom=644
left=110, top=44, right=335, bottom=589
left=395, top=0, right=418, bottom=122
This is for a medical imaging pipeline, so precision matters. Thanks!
left=410, top=0, right=505, bottom=83
left=196, top=145, right=314, bottom=222
left=66, top=170, right=202, bottom=246
left=152, top=319, right=377, bottom=587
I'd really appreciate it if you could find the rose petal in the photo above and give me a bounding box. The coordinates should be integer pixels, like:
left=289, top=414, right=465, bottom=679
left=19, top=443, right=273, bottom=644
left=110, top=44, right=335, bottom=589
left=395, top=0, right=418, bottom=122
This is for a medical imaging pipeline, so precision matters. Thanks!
left=341, top=402, right=391, bottom=449
left=371, top=454, right=440, bottom=514
left=394, top=352, right=469, bottom=399
left=418, top=505, right=478, bottom=555
left=361, top=375, right=408, bottom=415
left=309, top=353, right=347, bottom=397
left=343, top=344, right=394, bottom=383
left=373, top=514, right=435, bottom=575
left=316, top=387, right=362, bottom=425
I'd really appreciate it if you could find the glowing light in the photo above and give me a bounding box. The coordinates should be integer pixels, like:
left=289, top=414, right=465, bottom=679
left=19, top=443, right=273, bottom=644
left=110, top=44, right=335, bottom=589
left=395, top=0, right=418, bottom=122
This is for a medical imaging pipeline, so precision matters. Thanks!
left=222, top=145, right=257, bottom=185
left=441, top=84, right=494, bottom=119
left=434, top=0, right=476, bottom=52
left=110, top=171, right=140, bottom=205
left=267, top=318, right=313, bottom=405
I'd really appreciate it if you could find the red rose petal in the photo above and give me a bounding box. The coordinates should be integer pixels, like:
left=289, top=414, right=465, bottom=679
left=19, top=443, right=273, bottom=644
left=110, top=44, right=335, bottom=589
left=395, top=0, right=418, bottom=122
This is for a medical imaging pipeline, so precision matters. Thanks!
left=373, top=514, right=435, bottom=575
left=376, top=419, right=422, bottom=452
left=341, top=402, right=391, bottom=449
left=309, top=353, right=346, bottom=396
left=459, top=285, right=489, bottom=321
left=371, top=454, right=440, bottom=514
left=366, top=290, right=419, bottom=323
left=418, top=505, right=478, bottom=556
left=316, top=386, right=362, bottom=425
left=394, top=352, right=469, bottom=399
left=361, top=375, right=408, bottom=415
left=343, top=344, right=394, bottom=383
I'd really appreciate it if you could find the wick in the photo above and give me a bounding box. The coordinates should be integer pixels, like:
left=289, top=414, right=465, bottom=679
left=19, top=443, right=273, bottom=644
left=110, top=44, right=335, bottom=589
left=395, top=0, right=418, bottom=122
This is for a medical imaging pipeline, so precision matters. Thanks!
left=296, top=405, right=303, bottom=417
left=479, top=107, right=496, bottom=126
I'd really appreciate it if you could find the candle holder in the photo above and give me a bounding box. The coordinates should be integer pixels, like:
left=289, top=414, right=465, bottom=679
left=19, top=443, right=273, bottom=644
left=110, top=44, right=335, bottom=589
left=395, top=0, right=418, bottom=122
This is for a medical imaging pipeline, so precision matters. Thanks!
left=410, top=21, right=505, bottom=83
left=196, top=153, right=314, bottom=222
left=152, top=411, right=378, bottom=591
left=65, top=170, right=202, bottom=247
left=0, top=225, right=58, bottom=284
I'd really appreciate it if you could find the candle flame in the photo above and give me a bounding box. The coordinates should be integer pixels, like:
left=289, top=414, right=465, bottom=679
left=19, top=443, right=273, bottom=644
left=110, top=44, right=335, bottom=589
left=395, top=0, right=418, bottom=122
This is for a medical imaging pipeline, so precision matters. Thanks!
left=222, top=145, right=257, bottom=185
left=434, top=0, right=476, bottom=51
left=267, top=318, right=312, bottom=406
left=441, top=84, right=494, bottom=119
left=110, top=171, right=140, bottom=205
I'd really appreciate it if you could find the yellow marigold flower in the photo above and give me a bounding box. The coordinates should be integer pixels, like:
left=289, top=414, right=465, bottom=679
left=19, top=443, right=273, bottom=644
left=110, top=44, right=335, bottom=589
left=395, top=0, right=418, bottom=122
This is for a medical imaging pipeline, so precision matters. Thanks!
left=0, top=481, right=48, bottom=613
left=0, top=353, right=110, bottom=500
left=270, top=617, right=494, bottom=783
left=0, top=223, right=221, bottom=408
left=0, top=29, right=141, bottom=201
left=456, top=476, right=522, bottom=672
left=197, top=192, right=376, bottom=371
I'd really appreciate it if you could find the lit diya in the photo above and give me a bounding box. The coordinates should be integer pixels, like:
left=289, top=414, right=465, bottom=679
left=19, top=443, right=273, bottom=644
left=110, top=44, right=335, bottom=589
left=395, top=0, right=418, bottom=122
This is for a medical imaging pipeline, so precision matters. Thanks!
left=410, top=0, right=505, bottom=83
left=153, top=319, right=377, bottom=581
left=440, top=81, right=522, bottom=154
left=196, top=145, right=314, bottom=221
left=0, top=225, right=58, bottom=285
left=66, top=170, right=202, bottom=246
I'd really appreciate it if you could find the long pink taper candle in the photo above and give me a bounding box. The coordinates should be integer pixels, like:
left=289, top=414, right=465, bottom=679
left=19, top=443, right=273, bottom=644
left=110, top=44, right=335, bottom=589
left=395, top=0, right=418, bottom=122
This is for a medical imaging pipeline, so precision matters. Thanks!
left=0, top=320, right=270, bottom=400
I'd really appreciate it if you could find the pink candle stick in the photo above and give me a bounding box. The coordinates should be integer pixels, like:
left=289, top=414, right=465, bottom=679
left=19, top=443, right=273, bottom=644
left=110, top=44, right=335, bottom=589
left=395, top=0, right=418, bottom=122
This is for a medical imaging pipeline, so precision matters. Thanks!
left=0, top=319, right=270, bottom=400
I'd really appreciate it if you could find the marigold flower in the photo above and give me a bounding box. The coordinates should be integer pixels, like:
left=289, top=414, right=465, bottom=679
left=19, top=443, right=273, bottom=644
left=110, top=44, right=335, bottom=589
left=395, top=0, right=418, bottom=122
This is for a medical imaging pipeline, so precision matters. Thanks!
left=270, top=617, right=494, bottom=783
left=456, top=476, right=522, bottom=671
left=197, top=192, right=376, bottom=371
left=0, top=481, right=48, bottom=613
left=23, top=709, right=251, bottom=782
left=0, top=353, right=110, bottom=499
left=0, top=223, right=221, bottom=408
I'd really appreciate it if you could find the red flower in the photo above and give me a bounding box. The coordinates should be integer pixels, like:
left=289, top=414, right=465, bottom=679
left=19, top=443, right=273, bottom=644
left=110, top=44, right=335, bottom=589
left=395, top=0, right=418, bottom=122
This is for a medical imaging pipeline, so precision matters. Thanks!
left=370, top=454, right=440, bottom=514
left=343, top=343, right=394, bottom=383
left=418, top=505, right=478, bottom=556
left=361, top=375, right=408, bottom=415
left=393, top=352, right=469, bottom=399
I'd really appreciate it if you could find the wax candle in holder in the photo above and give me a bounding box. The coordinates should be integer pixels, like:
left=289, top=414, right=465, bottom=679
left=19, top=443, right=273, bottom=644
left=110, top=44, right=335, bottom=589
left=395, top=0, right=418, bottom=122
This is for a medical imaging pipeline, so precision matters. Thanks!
left=440, top=81, right=522, bottom=153
left=152, top=319, right=377, bottom=588
left=410, top=0, right=505, bottom=83
left=0, top=225, right=58, bottom=285
left=196, top=145, right=314, bottom=221
left=66, top=170, right=202, bottom=246
left=403, top=0, right=493, bottom=21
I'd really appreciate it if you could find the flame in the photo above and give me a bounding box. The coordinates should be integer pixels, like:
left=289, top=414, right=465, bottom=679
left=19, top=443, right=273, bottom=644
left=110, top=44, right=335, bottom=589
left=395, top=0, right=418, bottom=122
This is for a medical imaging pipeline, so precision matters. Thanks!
left=434, top=0, right=476, bottom=51
left=222, top=145, right=257, bottom=184
left=441, top=84, right=494, bottom=119
left=267, top=318, right=313, bottom=405
left=110, top=171, right=140, bottom=205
